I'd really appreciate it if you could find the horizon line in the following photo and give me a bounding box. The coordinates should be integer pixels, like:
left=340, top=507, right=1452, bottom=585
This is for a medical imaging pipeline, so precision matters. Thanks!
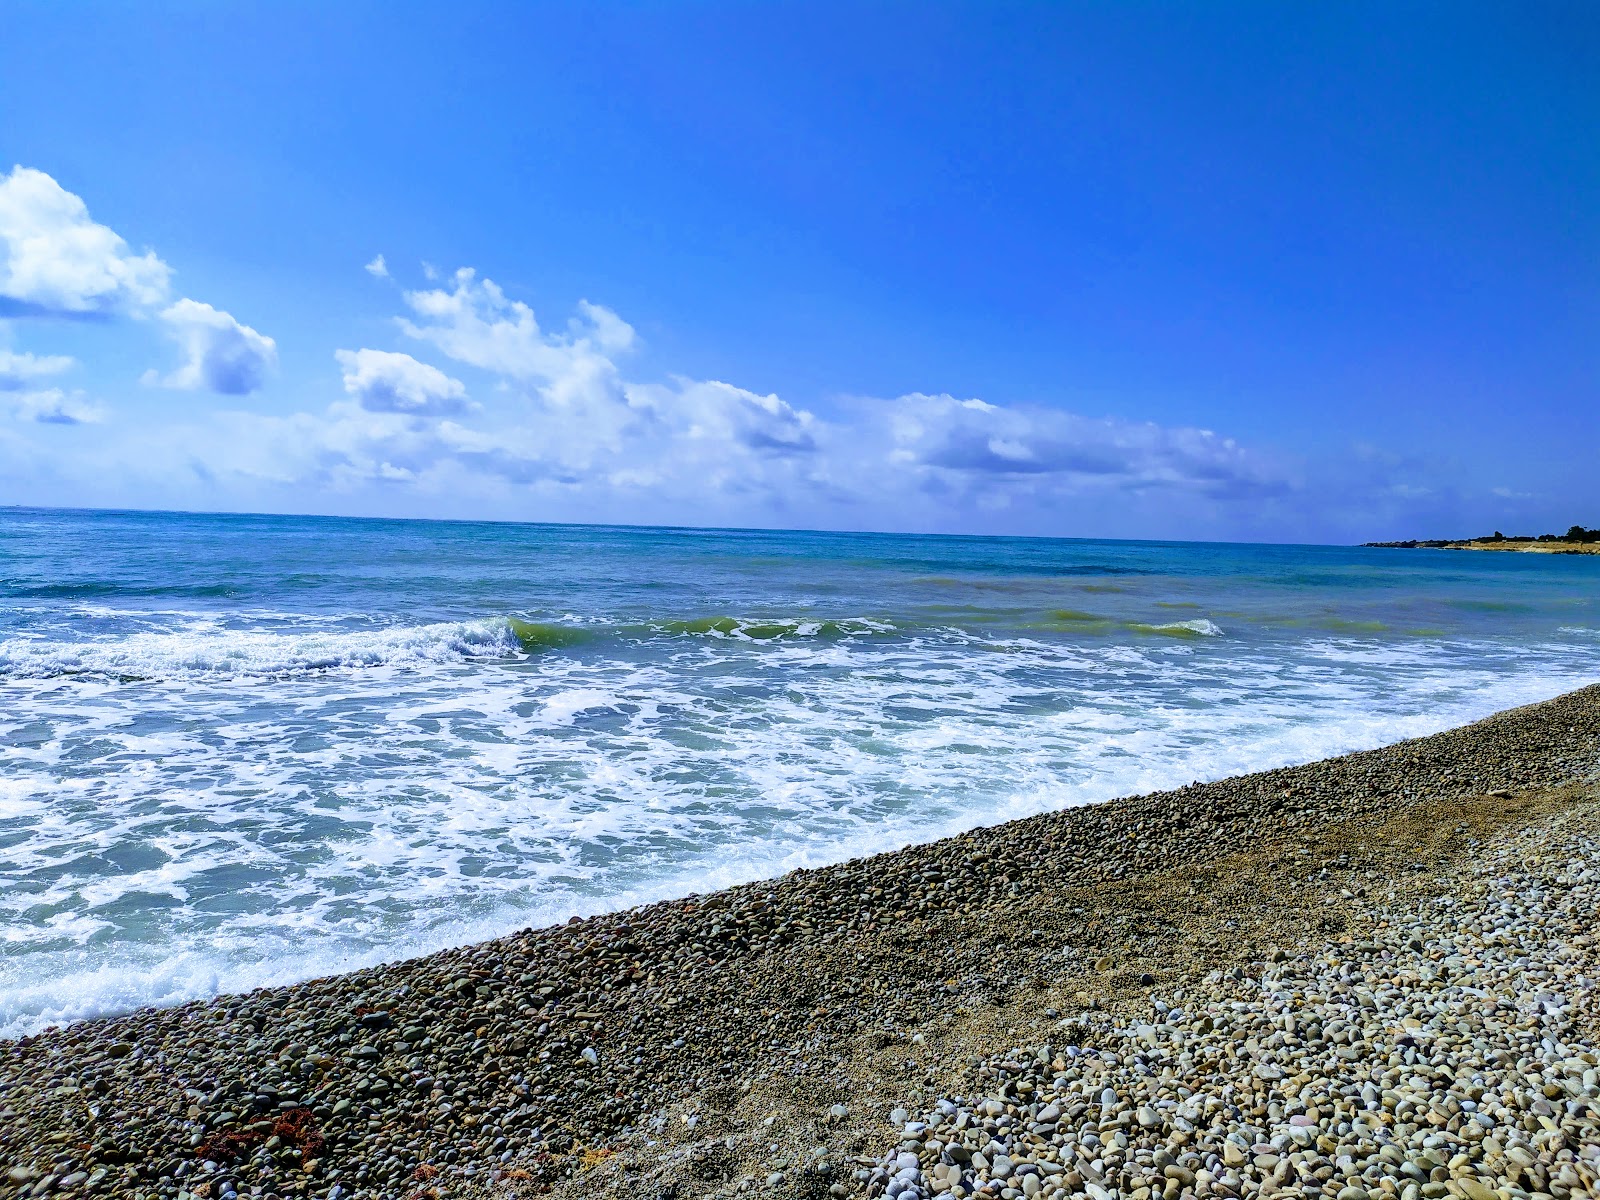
left=0, top=500, right=1361, bottom=551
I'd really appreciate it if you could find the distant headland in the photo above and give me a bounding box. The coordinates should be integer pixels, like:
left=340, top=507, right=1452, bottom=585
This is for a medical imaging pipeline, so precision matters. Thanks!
left=1365, top=524, right=1600, bottom=554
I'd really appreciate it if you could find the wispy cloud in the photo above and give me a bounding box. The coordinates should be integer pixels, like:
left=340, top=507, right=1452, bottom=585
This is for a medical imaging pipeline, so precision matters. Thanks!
left=9, top=387, right=105, bottom=425
left=0, top=348, right=75, bottom=390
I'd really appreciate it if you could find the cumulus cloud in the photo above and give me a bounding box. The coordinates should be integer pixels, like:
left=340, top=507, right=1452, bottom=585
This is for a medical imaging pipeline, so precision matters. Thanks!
left=4, top=255, right=1295, bottom=534
left=365, top=254, right=388, bottom=279
left=880, top=393, right=1283, bottom=500
left=0, top=167, right=279, bottom=400
left=400, top=268, right=635, bottom=383
left=0, top=166, right=171, bottom=315
left=152, top=299, right=278, bottom=395
left=9, top=388, right=105, bottom=425
left=161, top=267, right=1279, bottom=524
left=335, top=348, right=470, bottom=415
left=633, top=377, right=818, bottom=456
left=0, top=349, right=75, bottom=390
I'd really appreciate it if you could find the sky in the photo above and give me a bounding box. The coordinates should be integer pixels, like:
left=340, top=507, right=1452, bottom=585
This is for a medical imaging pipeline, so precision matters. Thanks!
left=0, top=3, right=1595, bottom=542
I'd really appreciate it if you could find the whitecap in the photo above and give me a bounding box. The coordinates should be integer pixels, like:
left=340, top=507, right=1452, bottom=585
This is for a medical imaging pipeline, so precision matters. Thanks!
left=0, top=618, right=526, bottom=681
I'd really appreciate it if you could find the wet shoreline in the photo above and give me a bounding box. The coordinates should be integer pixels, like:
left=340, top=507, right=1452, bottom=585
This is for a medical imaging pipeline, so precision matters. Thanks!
left=3, top=684, right=1599, bottom=1200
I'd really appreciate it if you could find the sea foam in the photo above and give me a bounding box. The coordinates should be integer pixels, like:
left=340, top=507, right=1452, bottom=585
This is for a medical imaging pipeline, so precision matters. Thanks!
left=0, top=618, right=526, bottom=680
left=4, top=508, right=1599, bottom=1038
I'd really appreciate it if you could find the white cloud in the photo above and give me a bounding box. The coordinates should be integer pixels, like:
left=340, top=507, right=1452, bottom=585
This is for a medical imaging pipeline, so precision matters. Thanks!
left=572, top=299, right=637, bottom=355
left=631, top=377, right=818, bottom=455
left=153, top=299, right=278, bottom=395
left=379, top=269, right=1286, bottom=511
left=878, top=392, right=1283, bottom=500
left=10, top=388, right=105, bottom=425
left=0, top=167, right=279, bottom=400
left=1, top=256, right=1297, bottom=534
left=0, top=166, right=171, bottom=315
left=0, top=349, right=75, bottom=390
left=335, top=348, right=470, bottom=415
left=388, top=272, right=830, bottom=493
left=163, top=269, right=1277, bottom=523
left=400, top=268, right=635, bottom=383
left=365, top=254, right=388, bottom=279
left=123, top=373, right=1280, bottom=529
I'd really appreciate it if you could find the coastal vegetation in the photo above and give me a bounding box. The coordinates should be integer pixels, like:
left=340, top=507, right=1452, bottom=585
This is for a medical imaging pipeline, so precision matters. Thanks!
left=1366, top=525, right=1600, bottom=553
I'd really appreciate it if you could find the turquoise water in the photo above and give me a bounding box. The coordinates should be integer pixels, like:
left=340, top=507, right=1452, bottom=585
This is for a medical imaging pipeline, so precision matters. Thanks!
left=2, top=506, right=1598, bottom=1036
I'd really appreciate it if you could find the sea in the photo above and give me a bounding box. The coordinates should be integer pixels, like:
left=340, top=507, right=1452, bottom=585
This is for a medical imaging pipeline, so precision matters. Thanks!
left=2, top=506, right=1598, bottom=1037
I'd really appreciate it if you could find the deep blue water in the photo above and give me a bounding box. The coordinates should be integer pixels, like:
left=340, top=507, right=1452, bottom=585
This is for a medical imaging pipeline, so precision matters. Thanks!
left=2, top=506, right=1598, bottom=1036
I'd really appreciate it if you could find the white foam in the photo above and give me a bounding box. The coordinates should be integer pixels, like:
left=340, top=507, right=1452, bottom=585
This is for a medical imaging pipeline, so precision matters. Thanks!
left=538, top=688, right=620, bottom=725
left=2, top=621, right=1598, bottom=1039
left=1157, top=618, right=1224, bottom=636
left=0, top=618, right=524, bottom=680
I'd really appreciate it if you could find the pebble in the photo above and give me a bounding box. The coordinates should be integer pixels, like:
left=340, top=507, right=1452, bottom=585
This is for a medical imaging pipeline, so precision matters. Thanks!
left=859, top=810, right=1600, bottom=1200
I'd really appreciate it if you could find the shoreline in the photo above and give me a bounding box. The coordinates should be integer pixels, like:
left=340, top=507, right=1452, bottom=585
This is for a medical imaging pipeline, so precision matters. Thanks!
left=1364, top=539, right=1600, bottom=555
left=3, top=685, right=1600, bottom=1199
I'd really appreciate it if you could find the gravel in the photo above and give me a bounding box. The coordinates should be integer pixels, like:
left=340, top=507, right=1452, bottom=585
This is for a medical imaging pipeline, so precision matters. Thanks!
left=858, top=812, right=1600, bottom=1200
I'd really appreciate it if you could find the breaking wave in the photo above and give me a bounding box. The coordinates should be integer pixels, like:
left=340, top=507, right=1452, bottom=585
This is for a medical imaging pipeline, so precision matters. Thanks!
left=0, top=614, right=919, bottom=681
left=646, top=615, right=897, bottom=641
left=0, top=618, right=528, bottom=681
left=1128, top=618, right=1226, bottom=638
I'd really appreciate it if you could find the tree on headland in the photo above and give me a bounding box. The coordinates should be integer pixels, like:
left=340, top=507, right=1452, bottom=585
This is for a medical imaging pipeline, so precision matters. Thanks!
left=1569, top=525, right=1600, bottom=543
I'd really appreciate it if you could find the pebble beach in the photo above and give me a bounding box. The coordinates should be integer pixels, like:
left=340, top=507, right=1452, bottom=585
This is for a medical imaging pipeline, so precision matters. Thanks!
left=3, top=685, right=1599, bottom=1200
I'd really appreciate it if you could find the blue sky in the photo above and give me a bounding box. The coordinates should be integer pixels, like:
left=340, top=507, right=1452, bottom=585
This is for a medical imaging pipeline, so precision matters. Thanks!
left=1, top=3, right=1595, bottom=541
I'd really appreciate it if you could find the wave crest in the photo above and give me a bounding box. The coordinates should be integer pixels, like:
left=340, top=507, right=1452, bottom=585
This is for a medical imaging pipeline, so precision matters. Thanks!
left=1127, top=618, right=1225, bottom=638
left=1041, top=611, right=1224, bottom=639
left=0, top=608, right=1228, bottom=683
left=650, top=615, right=896, bottom=641
left=0, top=619, right=529, bottom=681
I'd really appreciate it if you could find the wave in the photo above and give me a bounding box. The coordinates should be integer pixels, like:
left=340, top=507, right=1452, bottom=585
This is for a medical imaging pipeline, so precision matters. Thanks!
left=506, top=618, right=595, bottom=651
left=3, top=581, right=243, bottom=600
left=647, top=615, right=896, bottom=641
left=0, top=619, right=529, bottom=681
left=6, top=639, right=1595, bottom=1038
left=0, top=608, right=1235, bottom=683
left=1042, top=611, right=1224, bottom=639
left=1048, top=608, right=1108, bottom=623
left=1127, top=618, right=1225, bottom=638
left=1242, top=613, right=1391, bottom=634
left=0, top=613, right=907, bottom=682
